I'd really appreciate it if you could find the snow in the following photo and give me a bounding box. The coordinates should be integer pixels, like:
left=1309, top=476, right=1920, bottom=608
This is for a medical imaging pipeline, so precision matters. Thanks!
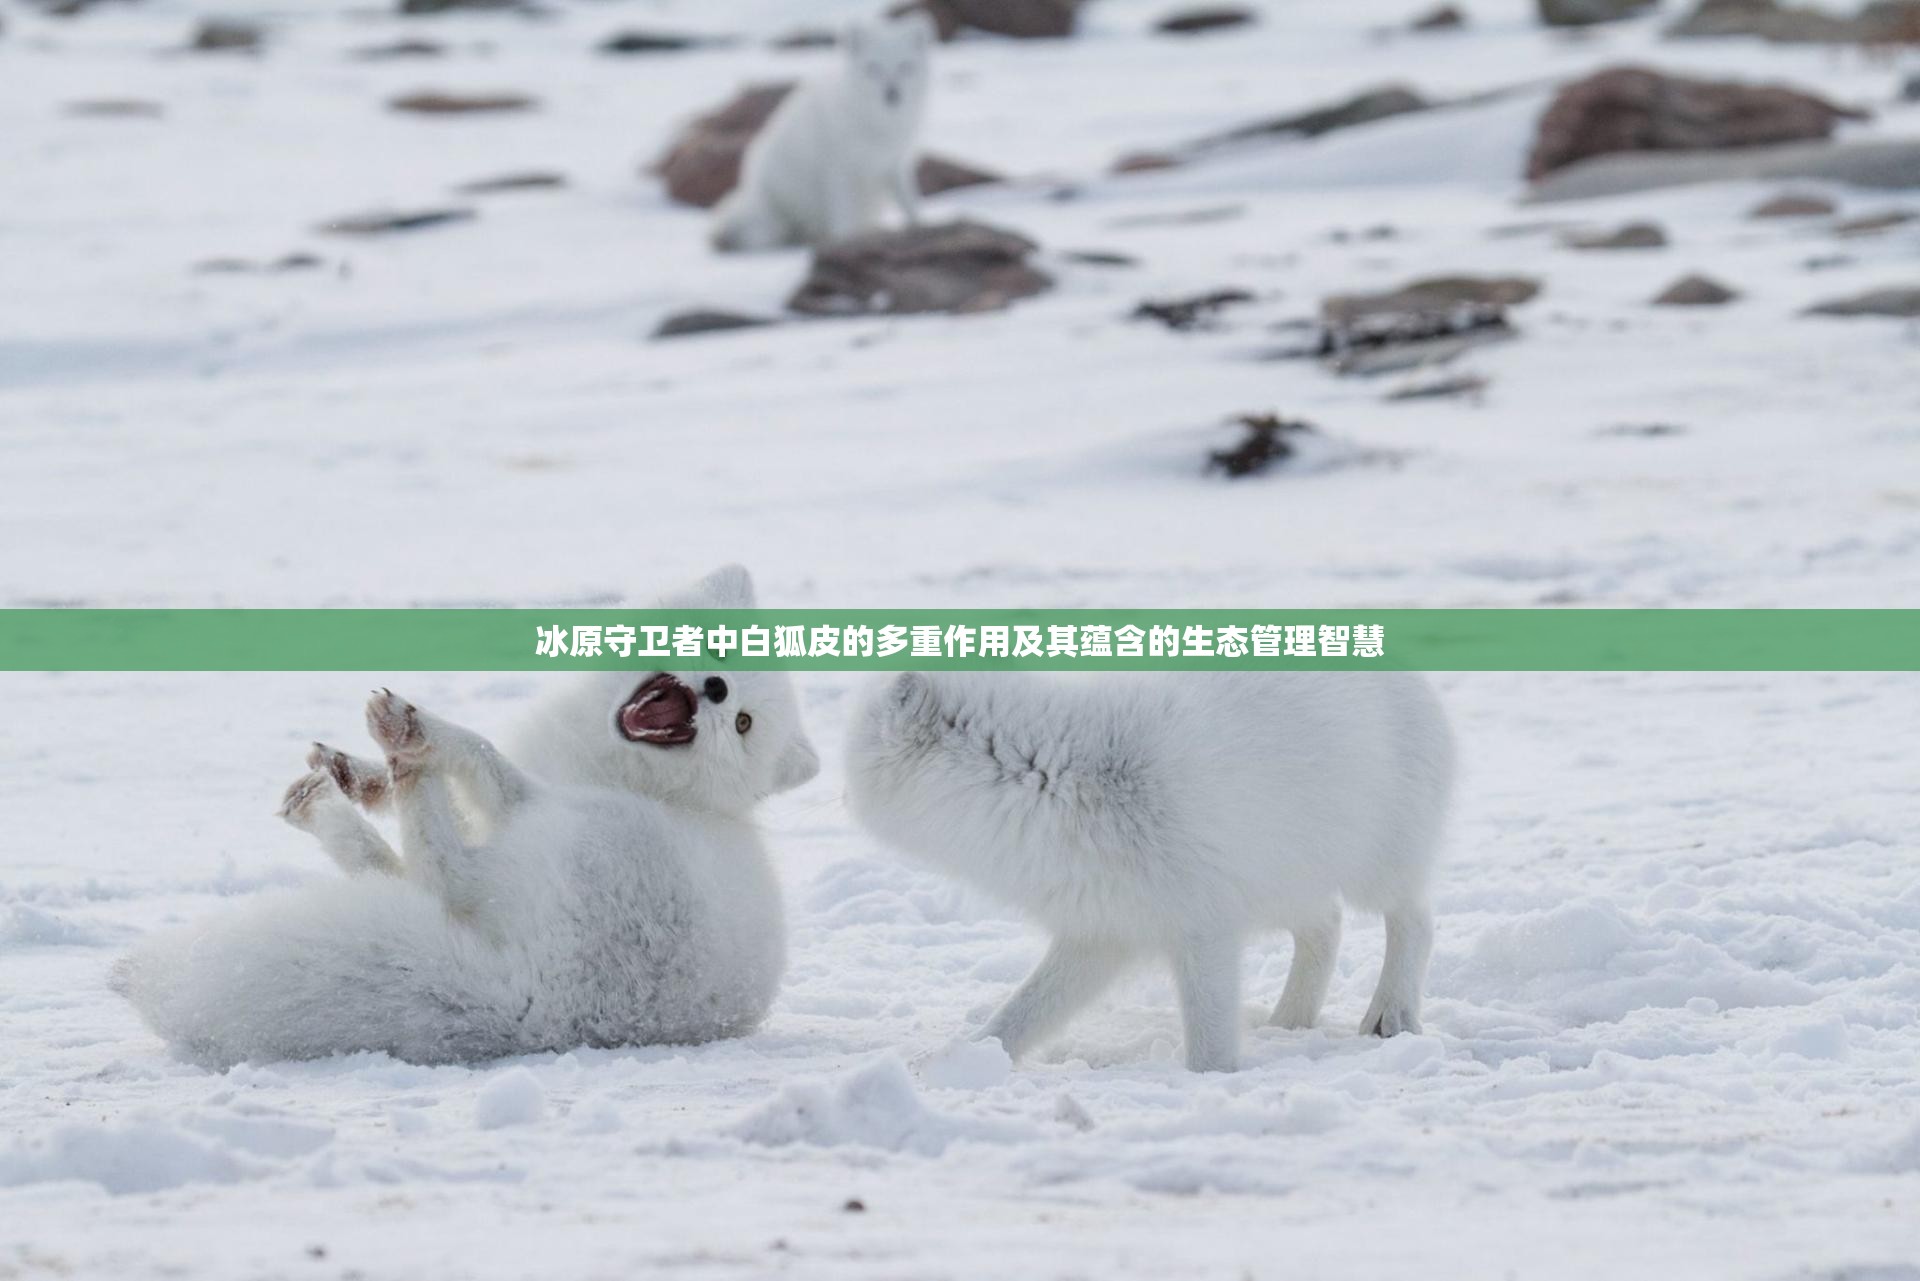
left=4, top=0, right=1920, bottom=1276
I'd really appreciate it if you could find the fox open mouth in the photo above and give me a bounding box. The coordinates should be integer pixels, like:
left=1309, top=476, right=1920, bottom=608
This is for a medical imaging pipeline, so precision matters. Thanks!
left=618, top=674, right=698, bottom=746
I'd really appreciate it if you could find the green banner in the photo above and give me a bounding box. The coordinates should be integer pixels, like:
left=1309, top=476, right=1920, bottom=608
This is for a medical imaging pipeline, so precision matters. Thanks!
left=0, top=609, right=1916, bottom=671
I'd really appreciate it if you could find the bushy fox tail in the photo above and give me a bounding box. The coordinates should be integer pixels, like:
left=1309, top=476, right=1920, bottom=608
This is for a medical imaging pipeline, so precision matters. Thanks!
left=112, top=877, right=533, bottom=1068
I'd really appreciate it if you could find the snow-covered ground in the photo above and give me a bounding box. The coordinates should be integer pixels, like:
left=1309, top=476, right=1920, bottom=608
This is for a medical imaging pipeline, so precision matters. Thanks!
left=3, top=0, right=1919, bottom=1276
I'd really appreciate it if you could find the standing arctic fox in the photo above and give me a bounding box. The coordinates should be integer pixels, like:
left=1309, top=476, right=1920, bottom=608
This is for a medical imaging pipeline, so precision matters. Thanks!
left=846, top=670, right=1454, bottom=1072
left=710, top=14, right=933, bottom=252
left=112, top=566, right=820, bottom=1069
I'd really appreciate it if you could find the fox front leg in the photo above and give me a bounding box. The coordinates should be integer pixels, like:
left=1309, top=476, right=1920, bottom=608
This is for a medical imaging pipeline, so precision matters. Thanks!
left=278, top=764, right=402, bottom=877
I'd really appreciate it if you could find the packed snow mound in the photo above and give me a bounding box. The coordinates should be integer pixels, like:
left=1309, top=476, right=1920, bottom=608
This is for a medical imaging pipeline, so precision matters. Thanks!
left=732, top=1056, right=1029, bottom=1156
left=474, top=1068, right=546, bottom=1130
left=0, top=1121, right=266, bottom=1196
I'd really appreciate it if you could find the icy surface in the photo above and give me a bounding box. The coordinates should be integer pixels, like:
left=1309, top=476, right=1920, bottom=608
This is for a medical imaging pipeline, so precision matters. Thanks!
left=3, top=0, right=1920, bottom=1276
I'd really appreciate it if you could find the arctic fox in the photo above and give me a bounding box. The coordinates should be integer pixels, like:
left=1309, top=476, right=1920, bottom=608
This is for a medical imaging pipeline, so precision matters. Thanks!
left=710, top=13, right=933, bottom=252
left=845, top=670, right=1454, bottom=1072
left=112, top=566, right=820, bottom=1069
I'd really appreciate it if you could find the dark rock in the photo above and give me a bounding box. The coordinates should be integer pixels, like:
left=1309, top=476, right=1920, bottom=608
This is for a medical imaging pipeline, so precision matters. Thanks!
left=1749, top=191, right=1836, bottom=217
left=455, top=170, right=567, bottom=194
left=771, top=28, right=837, bottom=49
left=652, top=309, right=777, bottom=339
left=599, top=30, right=725, bottom=55
left=1132, top=289, right=1256, bottom=331
left=1199, top=85, right=1432, bottom=148
left=389, top=91, right=536, bottom=114
left=398, top=0, right=520, bottom=13
left=1652, top=273, right=1739, bottom=304
left=319, top=208, right=477, bottom=235
left=1526, top=66, right=1865, bottom=180
left=1063, top=249, right=1139, bottom=267
left=655, top=83, right=794, bottom=207
left=1323, top=275, right=1540, bottom=325
left=66, top=99, right=165, bottom=118
left=1112, top=149, right=1183, bottom=174
left=655, top=83, right=996, bottom=207
left=1385, top=371, right=1488, bottom=400
left=1410, top=4, right=1468, bottom=28
left=1667, top=0, right=1920, bottom=44
left=842, top=1199, right=867, bottom=1213
left=1904, top=70, right=1920, bottom=101
left=915, top=154, right=1001, bottom=195
left=892, top=0, right=1080, bottom=39
left=1563, top=220, right=1669, bottom=248
left=1208, top=414, right=1314, bottom=478
left=1155, top=7, right=1257, bottom=35
left=1834, top=209, right=1916, bottom=235
left=190, top=18, right=263, bottom=52
left=351, top=39, right=447, bottom=59
left=1538, top=0, right=1655, bottom=25
left=1804, top=286, right=1920, bottom=316
left=788, top=220, right=1051, bottom=317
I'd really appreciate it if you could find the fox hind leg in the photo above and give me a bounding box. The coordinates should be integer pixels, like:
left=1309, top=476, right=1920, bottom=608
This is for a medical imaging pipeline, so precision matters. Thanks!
left=1270, top=905, right=1342, bottom=1030
left=278, top=765, right=402, bottom=877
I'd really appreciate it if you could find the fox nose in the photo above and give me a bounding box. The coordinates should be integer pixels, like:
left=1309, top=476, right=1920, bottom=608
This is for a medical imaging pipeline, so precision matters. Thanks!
left=703, top=677, right=729, bottom=704
left=885, top=84, right=901, bottom=108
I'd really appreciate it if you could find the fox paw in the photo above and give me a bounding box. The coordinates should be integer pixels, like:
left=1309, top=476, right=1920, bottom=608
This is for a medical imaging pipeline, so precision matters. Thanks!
left=364, top=689, right=429, bottom=776
left=1360, top=1000, right=1422, bottom=1039
left=277, top=767, right=338, bottom=829
left=306, top=741, right=392, bottom=810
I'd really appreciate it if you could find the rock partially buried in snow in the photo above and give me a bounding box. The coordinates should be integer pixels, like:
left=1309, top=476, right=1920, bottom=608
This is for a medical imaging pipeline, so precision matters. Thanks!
left=893, top=0, right=1080, bottom=40
left=1529, top=137, right=1920, bottom=202
left=651, top=309, right=778, bottom=340
left=1537, top=0, right=1655, bottom=26
left=1749, top=191, right=1837, bottom=218
left=1653, top=273, right=1739, bottom=305
left=474, top=1068, right=545, bottom=1129
left=598, top=30, right=729, bottom=55
left=1322, top=275, right=1540, bottom=325
left=1667, top=0, right=1920, bottom=44
left=1562, top=221, right=1669, bottom=249
left=1409, top=4, right=1468, bottom=29
left=1804, top=285, right=1920, bottom=317
left=654, top=82, right=1001, bottom=209
left=1526, top=66, right=1866, bottom=181
left=1208, top=413, right=1316, bottom=478
left=1834, top=209, right=1916, bottom=237
left=788, top=220, right=1052, bottom=317
left=455, top=170, right=566, bottom=195
left=1155, top=7, right=1257, bottom=35
left=1132, top=288, right=1255, bottom=331
left=318, top=207, right=476, bottom=235
left=1195, top=85, right=1432, bottom=149
left=389, top=90, right=536, bottom=115
left=188, top=18, right=264, bottom=53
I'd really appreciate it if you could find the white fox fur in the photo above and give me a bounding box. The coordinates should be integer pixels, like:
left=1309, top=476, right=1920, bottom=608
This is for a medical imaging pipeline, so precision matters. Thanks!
left=111, top=566, right=820, bottom=1069
left=710, top=14, right=933, bottom=252
left=845, top=670, right=1455, bottom=1072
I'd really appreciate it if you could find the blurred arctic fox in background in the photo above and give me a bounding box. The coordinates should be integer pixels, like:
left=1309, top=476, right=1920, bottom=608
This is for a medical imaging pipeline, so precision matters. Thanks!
left=711, top=12, right=934, bottom=252
left=846, top=670, right=1454, bottom=1072
left=113, top=566, right=820, bottom=1068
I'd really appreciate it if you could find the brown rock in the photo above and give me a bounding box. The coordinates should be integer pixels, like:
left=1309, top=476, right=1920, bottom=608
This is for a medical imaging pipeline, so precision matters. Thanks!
left=1652, top=273, right=1739, bottom=304
left=1322, top=275, right=1540, bottom=324
left=1527, top=66, right=1865, bottom=180
left=655, top=83, right=1000, bottom=207
left=1155, top=7, right=1257, bottom=35
left=190, top=18, right=263, bottom=52
left=1667, top=0, right=1920, bottom=44
left=915, top=154, right=1002, bottom=195
left=598, top=30, right=727, bottom=55
left=1749, top=191, right=1836, bottom=217
left=1538, top=0, right=1655, bottom=25
left=1804, top=285, right=1920, bottom=316
left=351, top=39, right=447, bottom=59
left=1112, top=149, right=1184, bottom=174
left=1563, top=221, right=1669, bottom=249
left=1410, top=4, right=1468, bottom=29
left=892, top=0, right=1080, bottom=39
left=1834, top=209, right=1916, bottom=235
left=397, top=0, right=519, bottom=13
left=1201, top=85, right=1432, bottom=148
left=788, top=219, right=1051, bottom=317
left=389, top=91, right=536, bottom=114
left=771, top=28, right=837, bottom=49
left=1208, top=414, right=1315, bottom=478
left=652, top=309, right=777, bottom=339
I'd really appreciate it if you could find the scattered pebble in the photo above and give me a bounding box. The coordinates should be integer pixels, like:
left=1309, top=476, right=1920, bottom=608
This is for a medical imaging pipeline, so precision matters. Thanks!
left=1652, top=273, right=1739, bottom=306
left=1154, top=6, right=1257, bottom=35
left=598, top=30, right=726, bottom=55
left=318, top=207, right=476, bottom=236
left=652, top=310, right=777, bottom=340
left=455, top=170, right=566, bottom=194
left=1562, top=221, right=1668, bottom=250
left=1131, top=289, right=1255, bottom=331
left=1111, top=149, right=1182, bottom=174
left=1386, top=370, right=1488, bottom=401
left=1804, top=286, right=1920, bottom=318
left=1834, top=210, right=1916, bottom=237
left=65, top=99, right=164, bottom=119
left=1208, top=413, right=1315, bottom=478
left=350, top=39, right=447, bottom=60
left=1749, top=191, right=1836, bottom=218
left=188, top=18, right=263, bottom=53
left=388, top=91, right=536, bottom=115
left=1409, top=4, right=1467, bottom=29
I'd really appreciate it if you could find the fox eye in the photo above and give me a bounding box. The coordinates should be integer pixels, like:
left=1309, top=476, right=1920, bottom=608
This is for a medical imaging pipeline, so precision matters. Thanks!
left=735, top=711, right=753, bottom=735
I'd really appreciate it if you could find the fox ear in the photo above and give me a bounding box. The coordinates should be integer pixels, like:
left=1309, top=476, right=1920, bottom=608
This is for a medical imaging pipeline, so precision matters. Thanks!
left=772, top=736, right=820, bottom=793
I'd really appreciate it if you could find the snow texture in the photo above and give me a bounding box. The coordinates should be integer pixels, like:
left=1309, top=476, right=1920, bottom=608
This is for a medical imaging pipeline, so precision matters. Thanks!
left=2, top=0, right=1919, bottom=1276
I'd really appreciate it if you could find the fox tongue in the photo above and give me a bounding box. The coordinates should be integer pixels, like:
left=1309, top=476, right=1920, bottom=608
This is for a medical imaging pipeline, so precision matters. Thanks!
left=621, top=688, right=688, bottom=737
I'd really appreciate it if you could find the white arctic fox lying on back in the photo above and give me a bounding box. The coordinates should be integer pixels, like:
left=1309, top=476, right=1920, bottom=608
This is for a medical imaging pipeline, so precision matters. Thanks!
left=710, top=13, right=933, bottom=252
left=113, top=567, right=819, bottom=1068
left=846, top=671, right=1454, bottom=1072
